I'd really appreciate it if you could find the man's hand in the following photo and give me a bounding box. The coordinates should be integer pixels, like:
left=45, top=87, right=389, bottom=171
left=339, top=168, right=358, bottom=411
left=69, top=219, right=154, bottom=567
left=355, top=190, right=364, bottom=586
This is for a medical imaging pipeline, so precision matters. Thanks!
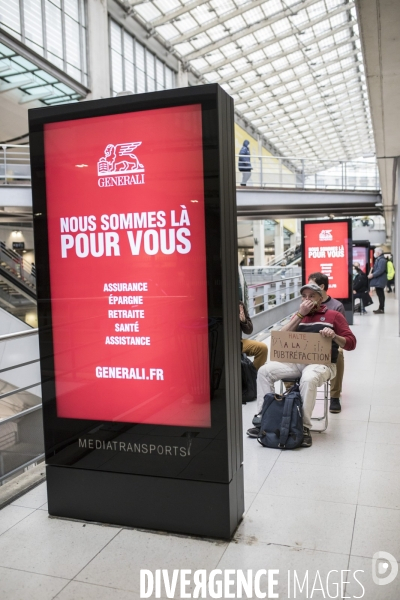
left=319, top=327, right=335, bottom=339
left=368, top=273, right=373, bottom=279
left=298, top=299, right=317, bottom=316
left=239, top=304, right=246, bottom=322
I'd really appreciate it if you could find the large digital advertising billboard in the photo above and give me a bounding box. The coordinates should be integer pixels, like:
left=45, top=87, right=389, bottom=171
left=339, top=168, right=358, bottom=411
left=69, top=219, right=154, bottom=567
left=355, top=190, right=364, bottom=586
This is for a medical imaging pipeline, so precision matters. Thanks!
left=43, top=104, right=210, bottom=427
left=29, top=85, right=243, bottom=538
left=302, top=219, right=352, bottom=301
left=352, top=241, right=370, bottom=274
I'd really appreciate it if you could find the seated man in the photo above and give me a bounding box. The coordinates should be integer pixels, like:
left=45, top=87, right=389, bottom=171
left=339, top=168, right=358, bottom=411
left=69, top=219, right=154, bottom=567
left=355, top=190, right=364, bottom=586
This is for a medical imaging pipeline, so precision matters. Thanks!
left=308, top=272, right=346, bottom=414
left=247, top=283, right=356, bottom=447
left=240, top=302, right=268, bottom=370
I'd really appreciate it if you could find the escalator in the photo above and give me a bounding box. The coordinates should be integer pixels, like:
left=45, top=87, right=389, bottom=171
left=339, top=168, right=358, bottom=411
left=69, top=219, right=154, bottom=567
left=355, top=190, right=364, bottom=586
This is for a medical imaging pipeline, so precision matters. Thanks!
left=0, top=244, right=37, bottom=326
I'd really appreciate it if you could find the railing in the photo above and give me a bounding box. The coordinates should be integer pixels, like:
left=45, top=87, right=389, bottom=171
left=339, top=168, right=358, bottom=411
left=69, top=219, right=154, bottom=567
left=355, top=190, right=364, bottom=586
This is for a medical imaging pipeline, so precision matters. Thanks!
left=247, top=274, right=301, bottom=317
left=242, top=265, right=301, bottom=285
left=0, top=242, right=36, bottom=291
left=0, top=145, right=31, bottom=185
left=0, top=146, right=380, bottom=193
left=0, top=328, right=43, bottom=485
left=236, top=155, right=380, bottom=192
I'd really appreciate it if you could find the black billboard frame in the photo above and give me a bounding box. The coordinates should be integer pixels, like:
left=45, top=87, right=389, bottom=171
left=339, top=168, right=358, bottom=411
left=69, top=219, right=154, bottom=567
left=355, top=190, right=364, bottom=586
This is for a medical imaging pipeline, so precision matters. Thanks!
left=28, top=84, right=244, bottom=539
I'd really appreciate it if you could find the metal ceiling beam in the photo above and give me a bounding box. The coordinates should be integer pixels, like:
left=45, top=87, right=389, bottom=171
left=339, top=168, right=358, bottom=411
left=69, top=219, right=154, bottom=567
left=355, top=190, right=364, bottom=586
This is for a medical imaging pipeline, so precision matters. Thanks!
left=171, top=0, right=275, bottom=45
left=150, top=0, right=211, bottom=27
left=19, top=91, right=54, bottom=104
left=200, top=18, right=357, bottom=77
left=126, top=0, right=153, bottom=5
left=240, top=67, right=362, bottom=119
left=258, top=108, right=369, bottom=137
left=186, top=0, right=346, bottom=62
left=257, top=105, right=370, bottom=141
left=0, top=77, right=34, bottom=93
left=227, top=48, right=359, bottom=102
left=259, top=119, right=368, bottom=142
left=264, top=114, right=370, bottom=140
left=217, top=32, right=357, bottom=85
left=238, top=65, right=361, bottom=120
left=241, top=79, right=363, bottom=120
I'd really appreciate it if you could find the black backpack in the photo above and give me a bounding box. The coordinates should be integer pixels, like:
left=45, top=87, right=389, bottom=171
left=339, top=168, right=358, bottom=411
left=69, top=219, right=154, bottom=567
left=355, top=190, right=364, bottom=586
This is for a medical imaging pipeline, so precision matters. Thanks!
left=241, top=353, right=257, bottom=404
left=258, top=382, right=304, bottom=449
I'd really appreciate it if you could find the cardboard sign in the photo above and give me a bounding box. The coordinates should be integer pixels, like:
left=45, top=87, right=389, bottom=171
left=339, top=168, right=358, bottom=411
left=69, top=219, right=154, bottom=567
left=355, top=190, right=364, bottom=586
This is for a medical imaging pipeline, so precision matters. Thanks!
left=271, top=330, right=332, bottom=365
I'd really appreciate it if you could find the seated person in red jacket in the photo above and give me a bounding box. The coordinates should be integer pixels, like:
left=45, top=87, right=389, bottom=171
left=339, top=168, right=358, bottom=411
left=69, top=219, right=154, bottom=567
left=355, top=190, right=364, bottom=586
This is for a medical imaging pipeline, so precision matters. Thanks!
left=239, top=302, right=268, bottom=370
left=247, top=284, right=356, bottom=447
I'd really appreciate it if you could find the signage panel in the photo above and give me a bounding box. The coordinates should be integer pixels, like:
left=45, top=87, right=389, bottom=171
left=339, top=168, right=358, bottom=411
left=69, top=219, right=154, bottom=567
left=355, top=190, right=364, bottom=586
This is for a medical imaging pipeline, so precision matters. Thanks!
left=302, top=219, right=352, bottom=301
left=352, top=241, right=370, bottom=274
left=44, top=105, right=210, bottom=427
left=29, top=84, right=243, bottom=539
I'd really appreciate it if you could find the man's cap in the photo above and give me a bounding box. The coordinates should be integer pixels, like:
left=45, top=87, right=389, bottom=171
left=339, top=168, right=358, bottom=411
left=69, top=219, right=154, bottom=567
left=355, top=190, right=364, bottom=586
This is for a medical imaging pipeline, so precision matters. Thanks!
left=300, top=283, right=323, bottom=296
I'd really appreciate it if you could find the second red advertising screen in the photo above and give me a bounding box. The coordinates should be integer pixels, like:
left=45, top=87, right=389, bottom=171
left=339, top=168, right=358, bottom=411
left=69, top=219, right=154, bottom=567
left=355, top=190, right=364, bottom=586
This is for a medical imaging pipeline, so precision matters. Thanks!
left=353, top=246, right=369, bottom=273
left=303, top=221, right=350, bottom=299
left=44, top=104, right=211, bottom=427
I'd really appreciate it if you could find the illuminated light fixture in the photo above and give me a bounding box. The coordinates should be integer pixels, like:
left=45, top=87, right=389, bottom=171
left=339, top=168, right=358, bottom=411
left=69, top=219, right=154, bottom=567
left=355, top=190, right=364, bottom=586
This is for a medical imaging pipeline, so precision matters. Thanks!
left=75, top=164, right=88, bottom=168
left=191, top=200, right=199, bottom=203
left=12, top=230, right=22, bottom=236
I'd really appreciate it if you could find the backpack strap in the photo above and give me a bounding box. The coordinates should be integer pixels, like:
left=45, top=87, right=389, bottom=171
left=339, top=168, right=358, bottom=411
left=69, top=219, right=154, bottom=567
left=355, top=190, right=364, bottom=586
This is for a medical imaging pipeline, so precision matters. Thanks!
left=278, top=391, right=295, bottom=448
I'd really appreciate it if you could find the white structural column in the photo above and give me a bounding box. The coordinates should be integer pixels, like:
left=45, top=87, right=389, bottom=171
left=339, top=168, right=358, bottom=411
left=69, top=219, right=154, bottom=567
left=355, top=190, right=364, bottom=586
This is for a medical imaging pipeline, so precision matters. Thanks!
left=253, top=220, right=265, bottom=266
left=396, top=161, right=400, bottom=335
left=87, top=0, right=110, bottom=99
left=177, top=63, right=189, bottom=87
left=274, top=220, right=284, bottom=260
left=290, top=219, right=301, bottom=247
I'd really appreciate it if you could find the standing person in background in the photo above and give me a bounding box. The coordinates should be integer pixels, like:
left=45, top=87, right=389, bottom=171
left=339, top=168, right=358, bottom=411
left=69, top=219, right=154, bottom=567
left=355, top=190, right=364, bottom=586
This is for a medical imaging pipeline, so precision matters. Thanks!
left=353, top=264, right=371, bottom=313
left=386, top=254, right=395, bottom=293
left=238, top=140, right=252, bottom=187
left=368, top=248, right=387, bottom=314
left=307, top=272, right=346, bottom=414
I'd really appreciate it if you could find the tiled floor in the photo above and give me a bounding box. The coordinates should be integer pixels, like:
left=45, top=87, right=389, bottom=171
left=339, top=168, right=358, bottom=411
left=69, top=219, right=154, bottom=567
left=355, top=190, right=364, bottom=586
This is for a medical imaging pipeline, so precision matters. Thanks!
left=0, top=297, right=399, bottom=598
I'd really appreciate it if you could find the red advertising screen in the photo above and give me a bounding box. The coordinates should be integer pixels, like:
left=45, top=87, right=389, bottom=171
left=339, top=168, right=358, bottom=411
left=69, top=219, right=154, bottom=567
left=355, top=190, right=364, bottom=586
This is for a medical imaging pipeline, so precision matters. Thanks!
left=43, top=104, right=211, bottom=427
left=353, top=246, right=368, bottom=273
left=303, top=221, right=350, bottom=299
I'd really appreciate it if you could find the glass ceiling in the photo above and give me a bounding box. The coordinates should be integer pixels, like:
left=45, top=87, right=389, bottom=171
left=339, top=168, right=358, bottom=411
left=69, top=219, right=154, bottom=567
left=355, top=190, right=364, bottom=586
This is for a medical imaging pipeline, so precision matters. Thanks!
left=0, top=43, right=84, bottom=106
left=128, top=0, right=375, bottom=161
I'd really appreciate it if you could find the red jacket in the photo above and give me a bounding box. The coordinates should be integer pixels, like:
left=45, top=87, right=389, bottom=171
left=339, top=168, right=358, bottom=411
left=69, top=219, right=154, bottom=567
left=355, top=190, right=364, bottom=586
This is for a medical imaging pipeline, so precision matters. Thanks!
left=294, top=305, right=356, bottom=362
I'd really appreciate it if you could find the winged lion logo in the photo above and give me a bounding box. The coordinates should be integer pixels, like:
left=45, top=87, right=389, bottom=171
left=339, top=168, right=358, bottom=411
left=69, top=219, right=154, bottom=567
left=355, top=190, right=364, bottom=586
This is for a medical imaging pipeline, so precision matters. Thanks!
left=97, top=142, right=144, bottom=176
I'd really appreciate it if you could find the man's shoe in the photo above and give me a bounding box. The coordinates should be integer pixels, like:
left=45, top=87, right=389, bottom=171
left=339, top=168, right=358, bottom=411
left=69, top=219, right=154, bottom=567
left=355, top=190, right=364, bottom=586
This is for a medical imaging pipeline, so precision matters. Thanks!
left=373, top=309, right=384, bottom=314
left=252, top=414, right=262, bottom=427
left=330, top=398, right=341, bottom=413
left=301, top=427, right=312, bottom=447
left=247, top=427, right=260, bottom=438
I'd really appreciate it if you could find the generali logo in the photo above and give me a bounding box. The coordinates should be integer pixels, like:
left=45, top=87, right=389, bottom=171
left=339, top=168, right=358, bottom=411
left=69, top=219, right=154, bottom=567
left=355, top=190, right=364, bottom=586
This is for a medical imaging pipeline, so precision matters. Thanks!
left=319, top=229, right=333, bottom=241
left=97, top=142, right=145, bottom=188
